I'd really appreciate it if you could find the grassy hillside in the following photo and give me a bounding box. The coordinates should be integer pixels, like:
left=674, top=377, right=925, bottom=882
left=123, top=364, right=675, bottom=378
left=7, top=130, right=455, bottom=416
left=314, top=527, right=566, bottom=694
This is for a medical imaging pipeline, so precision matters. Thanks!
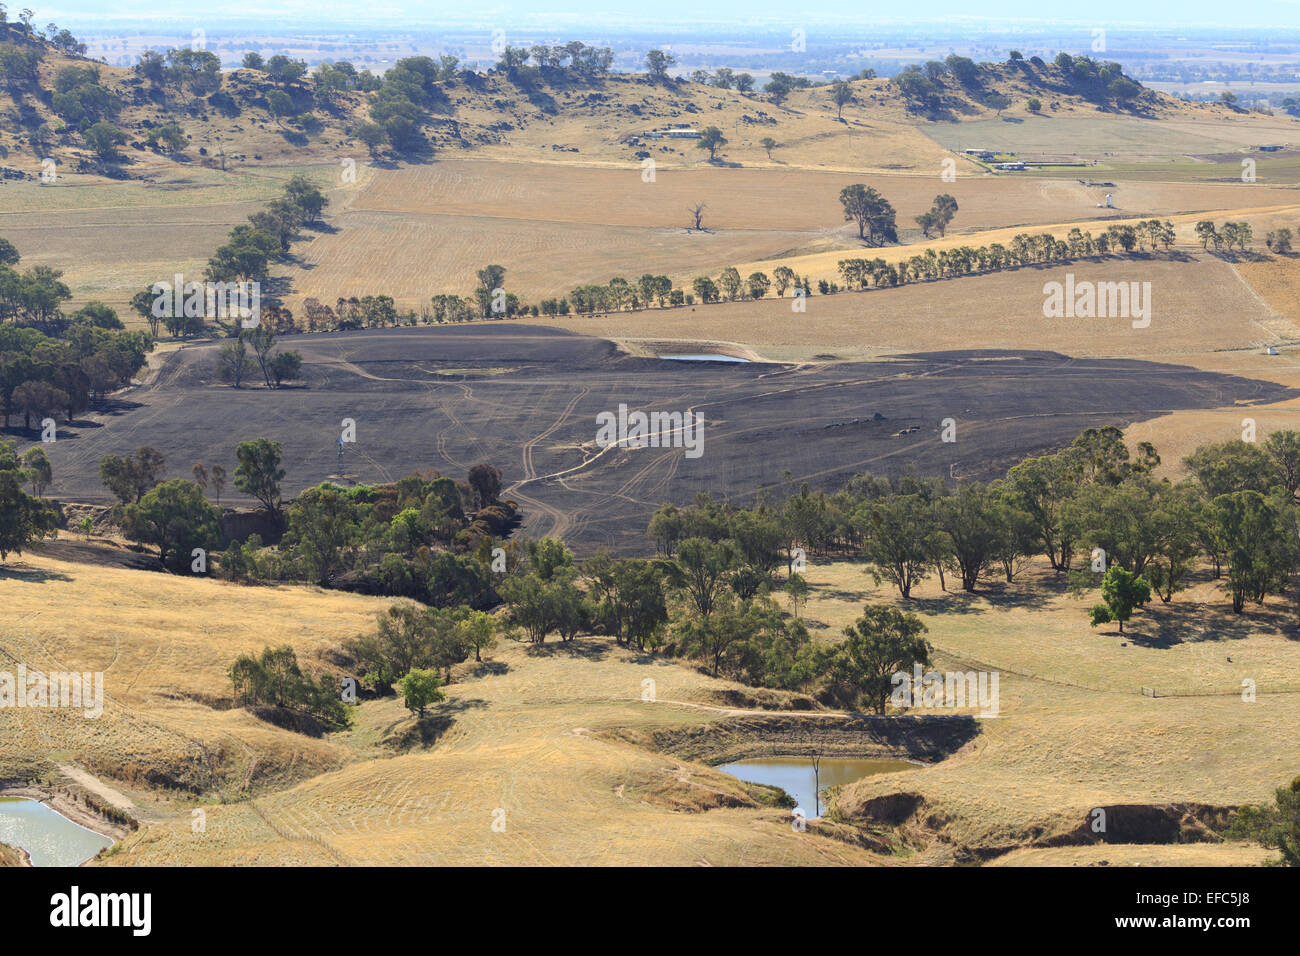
left=0, top=541, right=1291, bottom=866
left=0, top=544, right=888, bottom=866
left=0, top=545, right=390, bottom=794
left=790, top=559, right=1300, bottom=862
left=2, top=22, right=1280, bottom=182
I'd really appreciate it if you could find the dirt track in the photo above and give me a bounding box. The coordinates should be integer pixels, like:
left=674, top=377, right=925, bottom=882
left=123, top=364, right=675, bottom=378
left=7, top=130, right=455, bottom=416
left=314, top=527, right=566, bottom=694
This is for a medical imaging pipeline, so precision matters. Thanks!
left=34, top=324, right=1295, bottom=554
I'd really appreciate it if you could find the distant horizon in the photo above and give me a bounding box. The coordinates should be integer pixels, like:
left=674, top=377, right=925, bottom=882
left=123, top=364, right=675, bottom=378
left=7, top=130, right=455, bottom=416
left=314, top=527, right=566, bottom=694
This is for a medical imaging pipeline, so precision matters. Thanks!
left=35, top=1, right=1300, bottom=33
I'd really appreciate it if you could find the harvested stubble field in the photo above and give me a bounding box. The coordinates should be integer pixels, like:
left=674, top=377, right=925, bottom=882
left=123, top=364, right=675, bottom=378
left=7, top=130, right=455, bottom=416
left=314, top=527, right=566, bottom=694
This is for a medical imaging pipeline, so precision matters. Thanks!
left=11, top=147, right=1294, bottom=324
left=277, top=158, right=1300, bottom=309
left=281, top=207, right=815, bottom=314
left=0, top=164, right=367, bottom=316
left=717, top=206, right=1300, bottom=296
left=0, top=163, right=332, bottom=214
left=33, top=325, right=1293, bottom=554
left=1236, top=255, right=1300, bottom=326
left=4, top=203, right=253, bottom=314
left=922, top=112, right=1300, bottom=170
left=538, top=253, right=1300, bottom=365
left=341, top=160, right=1293, bottom=232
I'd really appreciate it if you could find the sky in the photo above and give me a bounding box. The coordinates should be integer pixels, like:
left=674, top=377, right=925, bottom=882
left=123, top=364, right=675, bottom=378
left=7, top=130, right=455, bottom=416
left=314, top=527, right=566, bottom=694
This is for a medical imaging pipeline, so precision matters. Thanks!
left=33, top=1, right=1300, bottom=32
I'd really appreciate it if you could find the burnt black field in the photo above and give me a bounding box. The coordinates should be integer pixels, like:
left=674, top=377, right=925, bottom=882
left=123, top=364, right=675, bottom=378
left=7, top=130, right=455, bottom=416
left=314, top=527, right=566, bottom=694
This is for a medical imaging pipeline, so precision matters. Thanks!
left=35, top=324, right=1296, bottom=554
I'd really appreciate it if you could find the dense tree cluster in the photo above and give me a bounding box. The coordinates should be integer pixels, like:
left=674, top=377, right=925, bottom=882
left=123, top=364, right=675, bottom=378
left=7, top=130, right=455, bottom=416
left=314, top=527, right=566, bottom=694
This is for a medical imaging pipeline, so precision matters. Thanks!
left=762, top=71, right=814, bottom=105
left=133, top=47, right=222, bottom=100
left=50, top=64, right=120, bottom=131
left=0, top=13, right=84, bottom=96
left=1, top=247, right=154, bottom=433
left=217, top=458, right=518, bottom=606
left=490, top=525, right=935, bottom=710
left=217, top=327, right=302, bottom=389
left=228, top=644, right=349, bottom=729
left=0, top=39, right=43, bottom=91
left=1052, top=52, right=1144, bottom=103
left=1195, top=220, right=1256, bottom=252
left=95, top=438, right=516, bottom=604
left=640, top=427, right=1300, bottom=632
left=121, top=478, right=220, bottom=571
left=0, top=438, right=57, bottom=560
left=98, top=445, right=168, bottom=505
left=687, top=66, right=756, bottom=92
left=501, top=42, right=614, bottom=89
left=0, top=238, right=74, bottom=332
left=915, top=193, right=958, bottom=238
left=208, top=174, right=328, bottom=286
left=361, top=55, right=459, bottom=153
left=347, top=602, right=495, bottom=692
left=839, top=184, right=898, bottom=245
left=893, top=52, right=1147, bottom=116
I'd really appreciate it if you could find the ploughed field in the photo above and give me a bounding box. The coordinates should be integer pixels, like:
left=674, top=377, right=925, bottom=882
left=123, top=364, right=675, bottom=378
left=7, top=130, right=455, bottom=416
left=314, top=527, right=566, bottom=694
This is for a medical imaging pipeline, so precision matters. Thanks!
left=40, top=324, right=1294, bottom=553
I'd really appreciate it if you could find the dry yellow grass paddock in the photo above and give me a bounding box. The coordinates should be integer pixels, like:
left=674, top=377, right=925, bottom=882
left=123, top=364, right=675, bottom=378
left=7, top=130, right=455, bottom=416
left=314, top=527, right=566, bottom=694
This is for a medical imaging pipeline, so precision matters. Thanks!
left=2, top=545, right=1292, bottom=866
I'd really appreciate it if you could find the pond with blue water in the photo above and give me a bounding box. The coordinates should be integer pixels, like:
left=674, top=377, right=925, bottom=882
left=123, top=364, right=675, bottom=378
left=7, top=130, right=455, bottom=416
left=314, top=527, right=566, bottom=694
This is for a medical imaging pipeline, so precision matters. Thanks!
left=718, top=756, right=917, bottom=818
left=0, top=797, right=113, bottom=867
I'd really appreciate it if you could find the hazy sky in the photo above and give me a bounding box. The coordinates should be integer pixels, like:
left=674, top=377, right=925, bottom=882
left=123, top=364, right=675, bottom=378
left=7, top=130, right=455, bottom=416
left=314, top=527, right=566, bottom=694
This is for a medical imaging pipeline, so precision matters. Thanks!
left=37, top=1, right=1300, bottom=31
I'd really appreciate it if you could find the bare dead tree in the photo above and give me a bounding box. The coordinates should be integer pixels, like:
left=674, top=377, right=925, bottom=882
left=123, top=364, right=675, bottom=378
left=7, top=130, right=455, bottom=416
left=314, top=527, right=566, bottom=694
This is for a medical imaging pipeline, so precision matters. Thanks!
left=688, top=202, right=707, bottom=231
